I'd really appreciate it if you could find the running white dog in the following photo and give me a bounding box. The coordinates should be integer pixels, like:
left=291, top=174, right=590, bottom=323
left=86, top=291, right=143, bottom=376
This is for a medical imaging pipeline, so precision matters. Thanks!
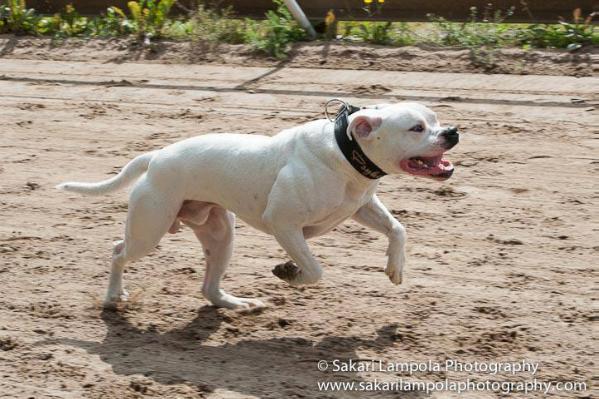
left=57, top=102, right=459, bottom=309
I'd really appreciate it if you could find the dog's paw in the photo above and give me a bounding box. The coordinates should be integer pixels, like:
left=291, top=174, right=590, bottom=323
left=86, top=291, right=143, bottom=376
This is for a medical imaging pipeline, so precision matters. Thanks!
left=272, top=261, right=322, bottom=286
left=385, top=250, right=405, bottom=285
left=209, top=291, right=266, bottom=310
left=385, top=267, right=403, bottom=285
left=272, top=261, right=301, bottom=282
left=385, top=259, right=404, bottom=285
left=103, top=290, right=129, bottom=310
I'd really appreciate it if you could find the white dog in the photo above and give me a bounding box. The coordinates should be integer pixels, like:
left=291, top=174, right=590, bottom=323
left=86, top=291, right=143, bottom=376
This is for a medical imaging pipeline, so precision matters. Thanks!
left=57, top=101, right=458, bottom=309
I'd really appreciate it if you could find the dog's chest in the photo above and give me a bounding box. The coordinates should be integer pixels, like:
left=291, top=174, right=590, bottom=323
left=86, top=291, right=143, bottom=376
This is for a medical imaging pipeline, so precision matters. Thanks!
left=303, top=184, right=372, bottom=238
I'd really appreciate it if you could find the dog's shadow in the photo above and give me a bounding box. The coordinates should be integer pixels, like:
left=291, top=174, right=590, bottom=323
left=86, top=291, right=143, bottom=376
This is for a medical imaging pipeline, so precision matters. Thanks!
left=49, top=307, right=428, bottom=398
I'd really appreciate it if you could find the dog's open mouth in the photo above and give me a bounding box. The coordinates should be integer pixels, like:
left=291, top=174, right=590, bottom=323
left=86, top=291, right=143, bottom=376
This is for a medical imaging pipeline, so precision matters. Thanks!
left=399, top=155, right=454, bottom=180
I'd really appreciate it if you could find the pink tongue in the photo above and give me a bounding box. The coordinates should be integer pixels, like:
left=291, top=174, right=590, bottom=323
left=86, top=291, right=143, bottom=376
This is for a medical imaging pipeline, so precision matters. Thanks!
left=429, top=161, right=444, bottom=174
left=439, top=159, right=452, bottom=170
left=434, top=159, right=454, bottom=173
left=409, top=157, right=452, bottom=174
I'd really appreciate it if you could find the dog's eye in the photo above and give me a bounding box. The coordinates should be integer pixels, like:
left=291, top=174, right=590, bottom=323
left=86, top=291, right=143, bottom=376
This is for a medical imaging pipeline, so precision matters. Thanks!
left=410, top=124, right=424, bottom=133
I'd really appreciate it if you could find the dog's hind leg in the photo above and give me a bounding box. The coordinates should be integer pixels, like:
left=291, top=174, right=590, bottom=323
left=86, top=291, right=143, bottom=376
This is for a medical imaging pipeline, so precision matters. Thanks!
left=105, top=239, right=128, bottom=305
left=104, top=176, right=182, bottom=308
left=187, top=205, right=264, bottom=309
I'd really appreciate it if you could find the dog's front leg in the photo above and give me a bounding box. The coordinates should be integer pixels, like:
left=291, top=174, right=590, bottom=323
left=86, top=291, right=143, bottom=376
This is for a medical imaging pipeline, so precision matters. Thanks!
left=263, top=166, right=324, bottom=286
left=269, top=227, right=323, bottom=286
left=352, top=195, right=406, bottom=284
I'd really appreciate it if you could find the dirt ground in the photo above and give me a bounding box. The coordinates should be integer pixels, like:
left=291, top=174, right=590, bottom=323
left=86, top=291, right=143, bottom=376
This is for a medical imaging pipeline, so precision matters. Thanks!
left=0, top=36, right=597, bottom=77
left=0, top=39, right=597, bottom=398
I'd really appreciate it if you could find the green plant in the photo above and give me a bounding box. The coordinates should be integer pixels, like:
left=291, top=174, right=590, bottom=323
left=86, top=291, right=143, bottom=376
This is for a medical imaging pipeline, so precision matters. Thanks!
left=427, top=5, right=515, bottom=48
left=244, top=0, right=305, bottom=58
left=426, top=5, right=518, bottom=70
left=348, top=21, right=416, bottom=46
left=0, top=2, right=6, bottom=32
left=515, top=9, right=597, bottom=50
left=341, top=21, right=420, bottom=46
left=35, top=4, right=97, bottom=38
left=356, top=21, right=393, bottom=44
left=391, top=22, right=416, bottom=46
left=89, top=6, right=133, bottom=37
left=189, top=3, right=246, bottom=44
left=35, top=15, right=60, bottom=35
left=162, top=19, right=193, bottom=40
left=57, top=4, right=88, bottom=36
left=127, top=0, right=175, bottom=42
left=0, top=0, right=37, bottom=34
left=323, top=9, right=336, bottom=40
left=36, top=4, right=131, bottom=38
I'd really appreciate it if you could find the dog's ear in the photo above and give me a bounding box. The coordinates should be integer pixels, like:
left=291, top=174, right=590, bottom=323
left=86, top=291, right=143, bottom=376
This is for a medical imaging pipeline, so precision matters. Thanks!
left=348, top=115, right=382, bottom=140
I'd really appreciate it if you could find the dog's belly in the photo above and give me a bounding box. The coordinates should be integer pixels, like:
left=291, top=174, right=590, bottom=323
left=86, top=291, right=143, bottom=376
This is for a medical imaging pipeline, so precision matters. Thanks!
left=303, top=222, right=340, bottom=239
left=173, top=200, right=272, bottom=234
left=175, top=200, right=361, bottom=239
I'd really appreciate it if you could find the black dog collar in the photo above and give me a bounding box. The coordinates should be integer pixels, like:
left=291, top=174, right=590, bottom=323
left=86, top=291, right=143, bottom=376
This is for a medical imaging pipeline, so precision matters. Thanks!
left=331, top=101, right=387, bottom=180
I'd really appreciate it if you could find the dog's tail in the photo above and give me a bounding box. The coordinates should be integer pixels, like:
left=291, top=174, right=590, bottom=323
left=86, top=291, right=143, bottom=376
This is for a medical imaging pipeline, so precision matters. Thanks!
left=56, top=151, right=155, bottom=196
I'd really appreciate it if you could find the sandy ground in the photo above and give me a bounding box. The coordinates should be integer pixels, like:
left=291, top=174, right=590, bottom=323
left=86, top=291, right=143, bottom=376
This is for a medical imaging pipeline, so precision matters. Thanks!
left=1, top=35, right=597, bottom=77
left=0, top=47, right=598, bottom=398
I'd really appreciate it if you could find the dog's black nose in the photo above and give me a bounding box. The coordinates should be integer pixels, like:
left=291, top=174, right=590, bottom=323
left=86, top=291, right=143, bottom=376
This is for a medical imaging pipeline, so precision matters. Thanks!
left=440, top=126, right=459, bottom=149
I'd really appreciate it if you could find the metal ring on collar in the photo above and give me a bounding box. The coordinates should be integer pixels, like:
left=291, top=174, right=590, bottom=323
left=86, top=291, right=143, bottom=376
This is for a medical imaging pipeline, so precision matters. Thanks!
left=324, top=98, right=348, bottom=122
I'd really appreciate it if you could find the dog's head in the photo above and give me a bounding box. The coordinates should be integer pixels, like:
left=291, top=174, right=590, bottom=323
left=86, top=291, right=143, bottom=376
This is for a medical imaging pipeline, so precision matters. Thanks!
left=348, top=102, right=458, bottom=180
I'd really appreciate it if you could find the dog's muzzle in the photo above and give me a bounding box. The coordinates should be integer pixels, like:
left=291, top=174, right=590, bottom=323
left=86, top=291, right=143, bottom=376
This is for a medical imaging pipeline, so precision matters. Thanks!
left=440, top=127, right=459, bottom=149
